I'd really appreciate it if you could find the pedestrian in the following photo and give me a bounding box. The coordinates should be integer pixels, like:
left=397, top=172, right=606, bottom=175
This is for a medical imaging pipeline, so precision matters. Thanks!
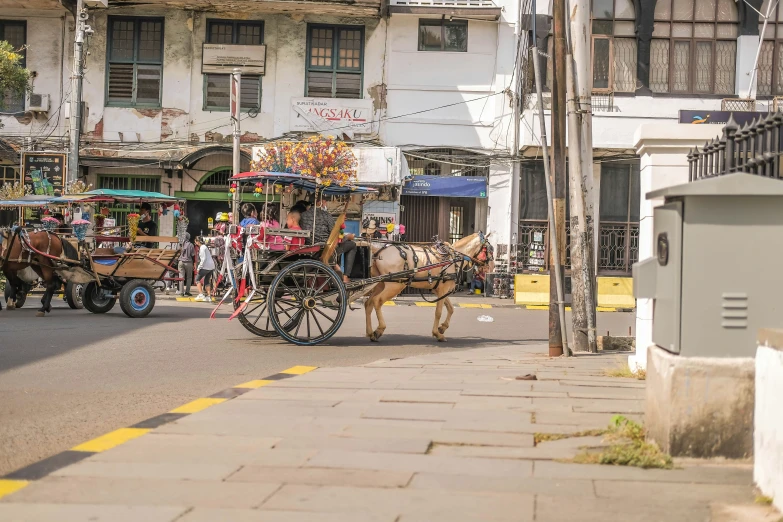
left=468, top=265, right=486, bottom=294
left=136, top=203, right=158, bottom=248
left=178, top=232, right=195, bottom=297
left=194, top=236, right=215, bottom=302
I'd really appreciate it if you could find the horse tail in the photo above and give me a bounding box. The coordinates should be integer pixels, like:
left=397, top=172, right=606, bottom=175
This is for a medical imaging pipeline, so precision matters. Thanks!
left=59, top=236, right=80, bottom=261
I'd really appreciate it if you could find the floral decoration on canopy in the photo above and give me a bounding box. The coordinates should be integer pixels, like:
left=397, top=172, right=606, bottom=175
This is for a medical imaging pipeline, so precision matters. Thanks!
left=251, top=137, right=358, bottom=187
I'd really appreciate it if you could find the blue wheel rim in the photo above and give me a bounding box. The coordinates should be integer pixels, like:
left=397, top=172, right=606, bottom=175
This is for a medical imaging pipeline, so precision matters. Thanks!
left=130, top=287, right=150, bottom=311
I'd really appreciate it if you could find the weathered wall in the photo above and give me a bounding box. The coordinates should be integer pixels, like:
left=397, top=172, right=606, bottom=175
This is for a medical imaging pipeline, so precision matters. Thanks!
left=0, top=9, right=68, bottom=138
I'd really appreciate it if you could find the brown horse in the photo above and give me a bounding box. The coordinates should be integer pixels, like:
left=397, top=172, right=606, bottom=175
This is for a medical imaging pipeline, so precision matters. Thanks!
left=0, top=228, right=81, bottom=316
left=363, top=232, right=493, bottom=342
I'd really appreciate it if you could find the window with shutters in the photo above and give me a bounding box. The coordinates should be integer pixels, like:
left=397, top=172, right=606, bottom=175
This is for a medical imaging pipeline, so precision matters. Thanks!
left=106, top=17, right=164, bottom=107
left=0, top=20, right=27, bottom=112
left=203, top=19, right=263, bottom=112
left=306, top=24, right=364, bottom=99
left=591, top=0, right=637, bottom=93
left=649, top=0, right=738, bottom=95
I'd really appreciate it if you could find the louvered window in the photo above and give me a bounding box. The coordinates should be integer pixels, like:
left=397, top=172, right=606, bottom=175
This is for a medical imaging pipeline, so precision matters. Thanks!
left=204, top=19, right=263, bottom=112
left=107, top=17, right=163, bottom=107
left=306, top=25, right=363, bottom=99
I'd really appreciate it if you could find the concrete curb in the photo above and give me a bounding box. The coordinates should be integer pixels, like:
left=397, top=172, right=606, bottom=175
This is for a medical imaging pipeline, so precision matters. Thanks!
left=0, top=366, right=318, bottom=500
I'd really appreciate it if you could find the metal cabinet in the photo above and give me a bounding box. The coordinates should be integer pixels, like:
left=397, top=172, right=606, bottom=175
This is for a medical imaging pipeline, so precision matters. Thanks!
left=634, top=173, right=783, bottom=358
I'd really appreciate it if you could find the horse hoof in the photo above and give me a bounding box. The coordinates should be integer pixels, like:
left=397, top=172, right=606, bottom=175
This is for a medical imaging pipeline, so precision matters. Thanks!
left=438, top=325, right=447, bottom=334
left=36, top=311, right=45, bottom=317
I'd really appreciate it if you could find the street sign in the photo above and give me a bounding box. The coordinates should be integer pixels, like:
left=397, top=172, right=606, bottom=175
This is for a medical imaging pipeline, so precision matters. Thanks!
left=230, top=73, right=240, bottom=122
left=22, top=152, right=66, bottom=197
left=202, top=44, right=266, bottom=75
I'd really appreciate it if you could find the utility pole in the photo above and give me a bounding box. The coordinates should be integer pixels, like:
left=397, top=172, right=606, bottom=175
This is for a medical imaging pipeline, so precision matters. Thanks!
left=566, top=0, right=598, bottom=352
left=231, top=68, right=242, bottom=224
left=549, top=0, right=567, bottom=357
left=67, top=0, right=87, bottom=187
left=509, top=0, right=524, bottom=257
left=532, top=0, right=569, bottom=357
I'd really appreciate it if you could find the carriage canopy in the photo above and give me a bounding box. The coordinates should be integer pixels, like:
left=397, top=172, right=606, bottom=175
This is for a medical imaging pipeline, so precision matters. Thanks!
left=231, top=172, right=377, bottom=195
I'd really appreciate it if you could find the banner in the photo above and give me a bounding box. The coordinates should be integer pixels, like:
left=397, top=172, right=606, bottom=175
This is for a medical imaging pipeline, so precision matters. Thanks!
left=290, top=98, right=373, bottom=135
left=22, top=152, right=65, bottom=197
left=402, top=175, right=487, bottom=198
left=202, top=44, right=266, bottom=75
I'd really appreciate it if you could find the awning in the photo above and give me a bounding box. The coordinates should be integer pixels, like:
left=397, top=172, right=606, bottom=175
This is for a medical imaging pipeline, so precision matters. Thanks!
left=231, top=172, right=378, bottom=195
left=0, top=195, right=56, bottom=208
left=55, top=189, right=179, bottom=204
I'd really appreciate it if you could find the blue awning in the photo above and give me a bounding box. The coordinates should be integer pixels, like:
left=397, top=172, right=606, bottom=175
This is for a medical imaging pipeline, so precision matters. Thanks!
left=231, top=171, right=377, bottom=195
left=402, top=175, right=487, bottom=198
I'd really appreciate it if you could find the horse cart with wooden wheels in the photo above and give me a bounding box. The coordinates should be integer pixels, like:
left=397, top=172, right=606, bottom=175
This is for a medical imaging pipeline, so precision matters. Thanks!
left=216, top=172, right=493, bottom=346
left=1, top=190, right=183, bottom=318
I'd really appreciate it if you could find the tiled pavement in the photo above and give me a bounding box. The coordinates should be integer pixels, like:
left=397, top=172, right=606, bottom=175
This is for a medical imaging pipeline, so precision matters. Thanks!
left=0, top=345, right=768, bottom=522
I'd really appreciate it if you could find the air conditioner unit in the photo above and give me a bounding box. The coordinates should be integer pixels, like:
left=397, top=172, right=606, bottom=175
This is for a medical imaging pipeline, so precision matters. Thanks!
left=27, top=93, right=50, bottom=113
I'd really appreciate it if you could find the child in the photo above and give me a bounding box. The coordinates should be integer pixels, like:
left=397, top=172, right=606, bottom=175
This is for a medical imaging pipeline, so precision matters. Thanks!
left=272, top=210, right=305, bottom=251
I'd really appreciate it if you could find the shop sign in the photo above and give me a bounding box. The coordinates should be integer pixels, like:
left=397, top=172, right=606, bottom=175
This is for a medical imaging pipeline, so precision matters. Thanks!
left=202, top=44, right=267, bottom=75
left=678, top=110, right=769, bottom=126
left=22, top=152, right=65, bottom=197
left=290, top=98, right=373, bottom=135
left=361, top=211, right=395, bottom=237
left=402, top=175, right=487, bottom=198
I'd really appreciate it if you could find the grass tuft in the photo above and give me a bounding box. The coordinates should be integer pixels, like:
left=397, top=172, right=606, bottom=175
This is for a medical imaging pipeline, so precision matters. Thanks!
left=534, top=429, right=607, bottom=446
left=604, top=365, right=646, bottom=380
left=571, top=415, right=673, bottom=469
left=756, top=494, right=774, bottom=506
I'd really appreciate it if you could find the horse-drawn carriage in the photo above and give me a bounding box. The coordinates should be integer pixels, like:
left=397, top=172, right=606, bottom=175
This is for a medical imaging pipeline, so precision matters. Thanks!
left=218, top=172, right=493, bottom=346
left=1, top=190, right=183, bottom=318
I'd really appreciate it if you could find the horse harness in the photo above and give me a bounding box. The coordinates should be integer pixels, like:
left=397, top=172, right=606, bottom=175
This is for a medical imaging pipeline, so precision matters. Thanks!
left=373, top=235, right=492, bottom=303
left=2, top=227, right=57, bottom=266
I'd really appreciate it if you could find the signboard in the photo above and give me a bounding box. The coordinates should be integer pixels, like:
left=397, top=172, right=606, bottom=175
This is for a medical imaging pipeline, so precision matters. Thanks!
left=678, top=110, right=770, bottom=126
left=527, top=230, right=546, bottom=272
left=231, top=72, right=240, bottom=121
left=361, top=211, right=395, bottom=237
left=22, top=152, right=65, bottom=197
left=402, top=175, right=487, bottom=198
left=202, top=44, right=266, bottom=75
left=290, top=97, right=373, bottom=135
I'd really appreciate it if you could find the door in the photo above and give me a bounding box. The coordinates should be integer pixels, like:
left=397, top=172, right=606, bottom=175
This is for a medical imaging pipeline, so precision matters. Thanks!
left=400, top=195, right=440, bottom=242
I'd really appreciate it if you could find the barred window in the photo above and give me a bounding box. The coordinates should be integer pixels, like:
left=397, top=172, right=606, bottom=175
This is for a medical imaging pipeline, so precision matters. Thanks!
left=0, top=20, right=26, bottom=112
left=106, top=17, right=164, bottom=107
left=756, top=0, right=783, bottom=96
left=650, top=0, right=737, bottom=95
left=204, top=19, right=263, bottom=112
left=306, top=25, right=364, bottom=99
left=591, top=0, right=637, bottom=93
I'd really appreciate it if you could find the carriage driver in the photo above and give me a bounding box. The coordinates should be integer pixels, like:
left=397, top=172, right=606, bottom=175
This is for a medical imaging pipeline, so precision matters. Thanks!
left=294, top=200, right=357, bottom=283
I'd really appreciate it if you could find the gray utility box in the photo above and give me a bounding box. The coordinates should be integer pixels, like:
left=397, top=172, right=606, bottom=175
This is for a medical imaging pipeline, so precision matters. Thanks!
left=634, top=172, right=783, bottom=358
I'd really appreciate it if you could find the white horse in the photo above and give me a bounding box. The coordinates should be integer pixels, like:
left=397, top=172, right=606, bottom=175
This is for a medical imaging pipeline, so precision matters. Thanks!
left=364, top=232, right=493, bottom=342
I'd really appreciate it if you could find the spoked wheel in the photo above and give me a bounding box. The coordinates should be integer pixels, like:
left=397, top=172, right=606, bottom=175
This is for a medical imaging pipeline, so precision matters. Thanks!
left=234, top=289, right=279, bottom=338
left=267, top=260, right=347, bottom=346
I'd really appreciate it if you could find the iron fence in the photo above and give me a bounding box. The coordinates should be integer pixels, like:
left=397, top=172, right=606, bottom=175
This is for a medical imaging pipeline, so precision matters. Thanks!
left=598, top=222, right=639, bottom=274
left=688, top=112, right=783, bottom=181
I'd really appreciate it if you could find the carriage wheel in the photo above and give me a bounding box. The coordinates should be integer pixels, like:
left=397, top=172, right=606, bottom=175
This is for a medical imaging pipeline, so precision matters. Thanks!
left=234, top=289, right=279, bottom=338
left=267, top=260, right=347, bottom=346
left=65, top=282, right=84, bottom=309
left=119, top=280, right=156, bottom=318
left=82, top=281, right=116, bottom=314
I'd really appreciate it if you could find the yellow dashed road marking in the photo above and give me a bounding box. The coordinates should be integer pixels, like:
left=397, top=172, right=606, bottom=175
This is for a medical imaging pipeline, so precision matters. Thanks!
left=235, top=379, right=274, bottom=389
left=415, top=302, right=436, bottom=307
left=72, top=428, right=150, bottom=453
left=169, top=397, right=227, bottom=414
left=281, top=366, right=318, bottom=375
left=459, top=303, right=492, bottom=309
left=0, top=480, right=28, bottom=500
left=384, top=301, right=396, bottom=306
left=176, top=297, right=195, bottom=302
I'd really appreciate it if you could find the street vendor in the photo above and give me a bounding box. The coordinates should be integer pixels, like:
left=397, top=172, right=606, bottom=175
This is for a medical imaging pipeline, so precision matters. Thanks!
left=136, top=203, right=158, bottom=248
left=298, top=199, right=357, bottom=282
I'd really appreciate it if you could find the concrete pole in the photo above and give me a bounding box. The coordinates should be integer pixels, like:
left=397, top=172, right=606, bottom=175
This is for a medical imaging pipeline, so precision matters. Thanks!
left=231, top=68, right=242, bottom=225
left=532, top=0, right=570, bottom=357
left=566, top=0, right=598, bottom=353
left=509, top=0, right=523, bottom=259
left=549, top=0, right=567, bottom=357
left=67, top=0, right=85, bottom=188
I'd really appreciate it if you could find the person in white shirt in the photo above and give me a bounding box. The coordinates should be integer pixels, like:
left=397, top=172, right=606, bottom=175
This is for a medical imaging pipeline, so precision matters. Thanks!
left=194, top=236, right=216, bottom=302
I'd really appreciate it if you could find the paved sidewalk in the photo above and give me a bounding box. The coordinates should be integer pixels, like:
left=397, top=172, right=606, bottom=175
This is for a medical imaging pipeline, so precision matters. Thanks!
left=0, top=345, right=765, bottom=521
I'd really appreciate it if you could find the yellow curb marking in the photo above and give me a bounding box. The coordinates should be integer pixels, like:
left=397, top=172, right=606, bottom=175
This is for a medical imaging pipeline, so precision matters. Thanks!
left=596, top=307, right=618, bottom=312
left=526, top=305, right=548, bottom=310
left=235, top=379, right=274, bottom=389
left=415, top=302, right=436, bottom=307
left=170, top=397, right=227, bottom=414
left=0, top=479, right=28, bottom=500
left=281, top=365, right=318, bottom=375
left=176, top=297, right=194, bottom=302
left=384, top=301, right=396, bottom=306
left=459, top=303, right=492, bottom=309
left=72, top=428, right=150, bottom=453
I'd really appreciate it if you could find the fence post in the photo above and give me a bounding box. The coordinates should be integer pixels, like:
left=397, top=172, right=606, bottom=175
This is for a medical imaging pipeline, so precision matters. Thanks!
left=774, top=113, right=783, bottom=179
left=724, top=116, right=738, bottom=174
left=687, top=149, right=696, bottom=182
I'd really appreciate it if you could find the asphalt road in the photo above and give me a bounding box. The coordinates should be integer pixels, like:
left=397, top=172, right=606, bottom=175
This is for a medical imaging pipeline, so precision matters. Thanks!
left=0, top=298, right=634, bottom=476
